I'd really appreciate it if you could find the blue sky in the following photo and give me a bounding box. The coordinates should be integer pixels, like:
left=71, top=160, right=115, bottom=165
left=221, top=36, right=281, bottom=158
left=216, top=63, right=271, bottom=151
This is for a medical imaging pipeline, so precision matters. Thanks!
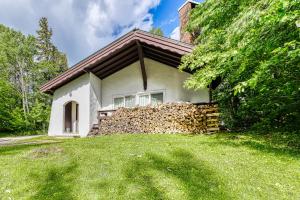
left=151, top=0, right=198, bottom=37
left=0, top=0, right=201, bottom=66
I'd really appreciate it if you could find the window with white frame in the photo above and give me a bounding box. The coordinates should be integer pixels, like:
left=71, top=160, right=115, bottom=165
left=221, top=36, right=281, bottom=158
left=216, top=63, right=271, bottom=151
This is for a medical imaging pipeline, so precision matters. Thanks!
left=113, top=97, right=124, bottom=109
left=138, top=92, right=164, bottom=106
left=125, top=96, right=135, bottom=107
left=114, top=92, right=164, bottom=108
left=139, top=94, right=150, bottom=106
left=114, top=95, right=136, bottom=109
left=151, top=93, right=163, bottom=105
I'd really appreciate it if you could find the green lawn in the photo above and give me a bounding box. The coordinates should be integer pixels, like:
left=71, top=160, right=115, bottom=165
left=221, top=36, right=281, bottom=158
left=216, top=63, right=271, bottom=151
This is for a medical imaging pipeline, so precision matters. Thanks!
left=0, top=133, right=299, bottom=200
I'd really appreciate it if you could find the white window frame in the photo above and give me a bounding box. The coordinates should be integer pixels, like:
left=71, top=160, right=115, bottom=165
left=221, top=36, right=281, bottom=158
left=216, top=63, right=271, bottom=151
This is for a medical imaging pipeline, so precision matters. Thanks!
left=124, top=95, right=136, bottom=108
left=113, top=90, right=165, bottom=109
left=137, top=90, right=165, bottom=107
left=138, top=94, right=150, bottom=107
left=150, top=92, right=164, bottom=106
left=113, top=95, right=137, bottom=109
left=113, top=96, right=125, bottom=109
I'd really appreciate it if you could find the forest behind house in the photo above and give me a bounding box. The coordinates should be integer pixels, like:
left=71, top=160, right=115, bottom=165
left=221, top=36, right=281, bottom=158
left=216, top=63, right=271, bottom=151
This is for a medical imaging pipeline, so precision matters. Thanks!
left=0, top=18, right=68, bottom=133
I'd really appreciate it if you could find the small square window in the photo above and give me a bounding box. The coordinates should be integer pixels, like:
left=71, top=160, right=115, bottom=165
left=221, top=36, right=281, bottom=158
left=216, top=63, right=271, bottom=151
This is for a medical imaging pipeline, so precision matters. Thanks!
left=139, top=95, right=149, bottom=106
left=125, top=96, right=135, bottom=108
left=151, top=93, right=163, bottom=105
left=114, top=97, right=124, bottom=109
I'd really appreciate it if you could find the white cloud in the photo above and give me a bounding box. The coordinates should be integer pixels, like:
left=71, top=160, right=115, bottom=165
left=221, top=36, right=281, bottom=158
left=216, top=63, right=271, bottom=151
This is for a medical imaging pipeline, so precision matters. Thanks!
left=0, top=0, right=160, bottom=65
left=170, top=26, right=180, bottom=40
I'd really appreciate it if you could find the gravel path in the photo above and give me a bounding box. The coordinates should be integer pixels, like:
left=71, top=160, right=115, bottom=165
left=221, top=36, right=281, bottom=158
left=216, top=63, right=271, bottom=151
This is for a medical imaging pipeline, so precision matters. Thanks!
left=0, top=135, right=43, bottom=146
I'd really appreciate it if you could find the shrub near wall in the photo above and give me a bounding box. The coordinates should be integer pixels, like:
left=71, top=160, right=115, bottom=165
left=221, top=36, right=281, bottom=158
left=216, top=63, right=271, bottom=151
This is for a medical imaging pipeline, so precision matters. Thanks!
left=96, top=103, right=219, bottom=135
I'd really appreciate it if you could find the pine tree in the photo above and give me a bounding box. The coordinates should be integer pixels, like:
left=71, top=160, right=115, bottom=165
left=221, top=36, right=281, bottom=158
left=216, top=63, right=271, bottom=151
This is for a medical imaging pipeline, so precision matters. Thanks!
left=36, top=17, right=53, bottom=62
left=36, top=17, right=68, bottom=82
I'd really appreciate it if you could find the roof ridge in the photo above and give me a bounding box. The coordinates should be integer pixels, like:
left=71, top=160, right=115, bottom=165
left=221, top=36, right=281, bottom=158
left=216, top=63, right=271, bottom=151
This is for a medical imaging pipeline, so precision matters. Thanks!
left=135, top=29, right=194, bottom=47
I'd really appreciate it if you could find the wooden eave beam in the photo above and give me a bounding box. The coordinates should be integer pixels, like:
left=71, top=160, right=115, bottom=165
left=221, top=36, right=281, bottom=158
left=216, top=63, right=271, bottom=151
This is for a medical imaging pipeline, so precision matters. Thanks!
left=99, top=56, right=139, bottom=79
left=146, top=55, right=178, bottom=68
left=91, top=44, right=137, bottom=74
left=136, top=41, right=147, bottom=91
left=94, top=51, right=138, bottom=77
left=142, top=45, right=182, bottom=60
left=144, top=50, right=181, bottom=66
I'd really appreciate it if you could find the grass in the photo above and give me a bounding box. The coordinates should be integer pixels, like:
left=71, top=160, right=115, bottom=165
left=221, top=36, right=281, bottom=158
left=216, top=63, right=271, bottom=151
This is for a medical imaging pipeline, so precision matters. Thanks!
left=0, top=132, right=299, bottom=199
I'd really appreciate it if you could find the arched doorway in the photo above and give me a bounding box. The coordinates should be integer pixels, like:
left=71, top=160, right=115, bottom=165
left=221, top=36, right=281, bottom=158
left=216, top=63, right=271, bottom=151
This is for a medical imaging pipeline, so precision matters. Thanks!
left=64, top=101, right=79, bottom=133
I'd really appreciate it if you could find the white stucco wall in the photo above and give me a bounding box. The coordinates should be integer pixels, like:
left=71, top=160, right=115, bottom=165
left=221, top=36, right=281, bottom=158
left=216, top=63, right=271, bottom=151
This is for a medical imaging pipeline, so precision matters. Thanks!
left=48, top=73, right=101, bottom=137
left=101, top=58, right=209, bottom=110
left=90, top=73, right=102, bottom=125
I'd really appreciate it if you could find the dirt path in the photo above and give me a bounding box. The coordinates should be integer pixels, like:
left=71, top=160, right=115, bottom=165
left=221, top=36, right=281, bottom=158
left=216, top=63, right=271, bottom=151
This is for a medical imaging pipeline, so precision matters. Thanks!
left=0, top=135, right=43, bottom=146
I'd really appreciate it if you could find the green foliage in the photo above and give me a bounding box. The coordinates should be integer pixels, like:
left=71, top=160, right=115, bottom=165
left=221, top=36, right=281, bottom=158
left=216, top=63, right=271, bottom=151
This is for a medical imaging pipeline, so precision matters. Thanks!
left=0, top=18, right=68, bottom=133
left=180, top=0, right=300, bottom=130
left=0, top=79, right=20, bottom=131
left=149, top=27, right=164, bottom=36
left=9, top=107, right=31, bottom=131
left=28, top=100, right=51, bottom=131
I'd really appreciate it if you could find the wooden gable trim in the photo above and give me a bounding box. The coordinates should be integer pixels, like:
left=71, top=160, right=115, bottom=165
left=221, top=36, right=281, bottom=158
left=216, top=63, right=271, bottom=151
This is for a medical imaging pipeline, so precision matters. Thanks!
left=136, top=41, right=147, bottom=91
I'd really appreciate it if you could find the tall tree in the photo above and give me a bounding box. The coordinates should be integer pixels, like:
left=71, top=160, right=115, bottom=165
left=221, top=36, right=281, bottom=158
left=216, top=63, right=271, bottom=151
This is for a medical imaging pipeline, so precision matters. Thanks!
left=36, top=17, right=68, bottom=82
left=180, top=0, right=300, bottom=130
left=36, top=17, right=53, bottom=62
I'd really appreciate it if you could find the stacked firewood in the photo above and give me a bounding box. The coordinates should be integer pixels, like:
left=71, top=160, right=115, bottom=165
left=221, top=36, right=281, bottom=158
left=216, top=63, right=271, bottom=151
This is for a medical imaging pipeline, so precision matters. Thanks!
left=95, top=103, right=219, bottom=135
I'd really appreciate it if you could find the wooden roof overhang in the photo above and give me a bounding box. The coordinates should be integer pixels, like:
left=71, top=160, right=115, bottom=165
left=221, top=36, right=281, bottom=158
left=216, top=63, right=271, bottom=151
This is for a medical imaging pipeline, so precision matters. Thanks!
left=40, top=29, right=194, bottom=94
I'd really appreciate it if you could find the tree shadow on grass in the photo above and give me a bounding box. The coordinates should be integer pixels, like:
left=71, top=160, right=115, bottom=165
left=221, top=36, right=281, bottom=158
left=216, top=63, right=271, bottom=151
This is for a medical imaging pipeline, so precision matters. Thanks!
left=31, top=161, right=78, bottom=200
left=210, top=132, right=300, bottom=159
left=123, top=149, right=232, bottom=200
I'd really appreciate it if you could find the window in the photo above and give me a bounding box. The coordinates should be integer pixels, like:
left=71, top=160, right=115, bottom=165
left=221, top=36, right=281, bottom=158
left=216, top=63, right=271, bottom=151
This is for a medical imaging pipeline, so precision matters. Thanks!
left=151, top=93, right=163, bottom=105
left=125, top=96, right=135, bottom=108
left=138, top=92, right=164, bottom=107
left=114, top=92, right=164, bottom=108
left=139, top=94, right=150, bottom=106
left=114, top=96, right=135, bottom=109
left=114, top=97, right=124, bottom=109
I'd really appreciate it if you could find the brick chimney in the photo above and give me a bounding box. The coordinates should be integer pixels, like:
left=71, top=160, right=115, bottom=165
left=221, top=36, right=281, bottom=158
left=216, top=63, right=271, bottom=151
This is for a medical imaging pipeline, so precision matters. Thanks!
left=178, top=1, right=199, bottom=43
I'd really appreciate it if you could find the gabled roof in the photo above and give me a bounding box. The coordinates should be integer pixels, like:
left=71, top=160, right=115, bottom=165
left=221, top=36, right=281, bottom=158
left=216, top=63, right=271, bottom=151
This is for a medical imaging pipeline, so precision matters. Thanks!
left=40, top=29, right=194, bottom=94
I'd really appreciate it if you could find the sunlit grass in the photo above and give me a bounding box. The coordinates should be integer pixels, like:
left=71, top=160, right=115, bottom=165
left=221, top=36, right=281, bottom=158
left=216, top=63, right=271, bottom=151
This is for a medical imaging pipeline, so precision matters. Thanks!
left=0, top=132, right=299, bottom=199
